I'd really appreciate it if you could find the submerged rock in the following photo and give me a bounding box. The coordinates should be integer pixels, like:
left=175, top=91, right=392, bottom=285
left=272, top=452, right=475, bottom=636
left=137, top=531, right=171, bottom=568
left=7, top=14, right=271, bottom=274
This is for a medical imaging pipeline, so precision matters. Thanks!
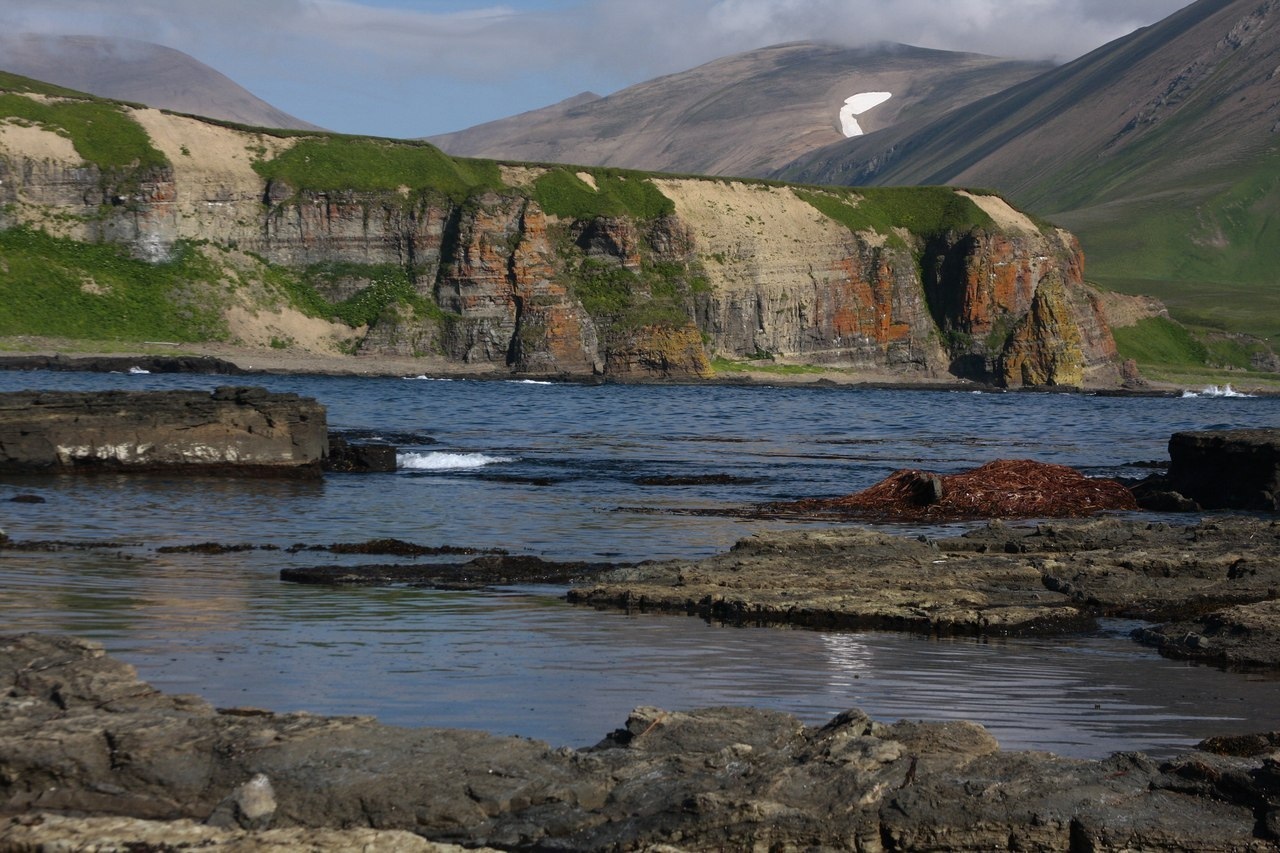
left=1, top=633, right=1277, bottom=850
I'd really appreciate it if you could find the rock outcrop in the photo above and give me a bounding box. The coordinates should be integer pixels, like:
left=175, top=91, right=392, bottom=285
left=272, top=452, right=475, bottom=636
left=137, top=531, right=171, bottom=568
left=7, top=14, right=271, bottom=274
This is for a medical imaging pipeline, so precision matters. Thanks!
left=3, top=633, right=1278, bottom=850
left=0, top=92, right=1122, bottom=385
left=1133, top=428, right=1280, bottom=512
left=0, top=387, right=326, bottom=476
left=570, top=516, right=1280, bottom=635
left=1168, top=428, right=1280, bottom=511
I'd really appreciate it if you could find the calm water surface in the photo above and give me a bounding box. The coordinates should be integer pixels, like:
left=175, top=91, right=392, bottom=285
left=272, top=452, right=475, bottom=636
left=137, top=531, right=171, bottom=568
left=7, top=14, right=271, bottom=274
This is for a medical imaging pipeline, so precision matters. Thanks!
left=3, top=369, right=1279, bottom=755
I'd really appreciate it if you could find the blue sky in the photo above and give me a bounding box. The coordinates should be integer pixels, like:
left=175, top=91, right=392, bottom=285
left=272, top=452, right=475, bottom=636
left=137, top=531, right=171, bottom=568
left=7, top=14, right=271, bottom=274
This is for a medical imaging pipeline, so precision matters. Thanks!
left=0, top=0, right=1193, bottom=138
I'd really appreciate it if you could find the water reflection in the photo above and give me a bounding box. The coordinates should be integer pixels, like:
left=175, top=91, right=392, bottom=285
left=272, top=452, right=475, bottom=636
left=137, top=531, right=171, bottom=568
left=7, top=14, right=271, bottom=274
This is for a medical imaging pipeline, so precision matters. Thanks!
left=3, top=371, right=1280, bottom=756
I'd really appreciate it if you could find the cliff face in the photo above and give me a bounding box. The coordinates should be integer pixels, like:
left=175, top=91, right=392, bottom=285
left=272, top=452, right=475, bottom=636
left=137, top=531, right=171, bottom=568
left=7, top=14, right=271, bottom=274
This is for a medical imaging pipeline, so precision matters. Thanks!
left=0, top=99, right=1120, bottom=386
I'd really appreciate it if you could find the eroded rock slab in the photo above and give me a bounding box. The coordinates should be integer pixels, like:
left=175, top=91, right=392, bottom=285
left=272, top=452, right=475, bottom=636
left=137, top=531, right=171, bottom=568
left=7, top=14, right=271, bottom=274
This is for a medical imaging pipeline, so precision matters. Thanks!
left=570, top=517, right=1280, bottom=635
left=0, top=387, right=325, bottom=477
left=2, top=633, right=1278, bottom=850
left=1136, top=600, right=1280, bottom=669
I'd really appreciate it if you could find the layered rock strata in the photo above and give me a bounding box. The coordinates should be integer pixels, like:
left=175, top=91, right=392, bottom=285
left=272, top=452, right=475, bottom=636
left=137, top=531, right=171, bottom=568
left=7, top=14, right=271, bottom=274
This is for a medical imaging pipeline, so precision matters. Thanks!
left=0, top=102, right=1122, bottom=385
left=569, top=517, right=1280, bottom=635
left=0, top=387, right=325, bottom=476
left=2, top=633, right=1277, bottom=850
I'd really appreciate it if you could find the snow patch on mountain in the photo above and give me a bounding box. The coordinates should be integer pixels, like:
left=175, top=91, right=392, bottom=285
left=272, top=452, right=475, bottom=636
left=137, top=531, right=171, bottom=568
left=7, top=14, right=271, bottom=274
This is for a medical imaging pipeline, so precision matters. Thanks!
left=840, top=92, right=892, bottom=138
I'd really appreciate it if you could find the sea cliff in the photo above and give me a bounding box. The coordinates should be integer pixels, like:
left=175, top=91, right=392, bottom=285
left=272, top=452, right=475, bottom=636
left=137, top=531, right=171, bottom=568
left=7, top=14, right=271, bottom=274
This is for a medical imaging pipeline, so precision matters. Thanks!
left=0, top=85, right=1121, bottom=386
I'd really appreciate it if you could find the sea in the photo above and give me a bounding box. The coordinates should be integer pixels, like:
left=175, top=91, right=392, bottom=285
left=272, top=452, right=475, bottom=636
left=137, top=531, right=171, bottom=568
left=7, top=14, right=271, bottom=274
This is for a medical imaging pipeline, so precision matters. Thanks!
left=3, top=367, right=1280, bottom=757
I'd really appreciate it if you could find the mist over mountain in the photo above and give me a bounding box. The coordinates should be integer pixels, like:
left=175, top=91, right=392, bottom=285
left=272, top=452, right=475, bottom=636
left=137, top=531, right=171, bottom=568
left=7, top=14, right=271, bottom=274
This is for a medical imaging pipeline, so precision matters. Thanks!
left=0, top=33, right=321, bottom=130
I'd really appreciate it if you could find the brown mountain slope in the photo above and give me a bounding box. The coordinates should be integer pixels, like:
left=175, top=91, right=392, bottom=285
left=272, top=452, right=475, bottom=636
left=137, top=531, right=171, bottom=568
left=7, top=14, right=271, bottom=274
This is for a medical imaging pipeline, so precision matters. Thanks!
left=776, top=0, right=1280, bottom=338
left=0, top=33, right=321, bottom=131
left=429, top=42, right=1049, bottom=178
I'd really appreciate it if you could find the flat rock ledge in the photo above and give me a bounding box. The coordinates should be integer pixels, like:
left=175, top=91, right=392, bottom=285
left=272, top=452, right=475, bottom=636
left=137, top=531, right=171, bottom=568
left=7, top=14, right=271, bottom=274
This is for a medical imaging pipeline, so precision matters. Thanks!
left=0, top=387, right=326, bottom=477
left=3, top=634, right=1280, bottom=852
left=569, top=517, right=1280, bottom=642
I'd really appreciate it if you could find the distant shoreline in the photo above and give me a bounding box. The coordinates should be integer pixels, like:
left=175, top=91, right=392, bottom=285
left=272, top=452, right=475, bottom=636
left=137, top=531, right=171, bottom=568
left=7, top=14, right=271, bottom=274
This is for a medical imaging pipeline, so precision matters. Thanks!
left=0, top=339, right=1272, bottom=397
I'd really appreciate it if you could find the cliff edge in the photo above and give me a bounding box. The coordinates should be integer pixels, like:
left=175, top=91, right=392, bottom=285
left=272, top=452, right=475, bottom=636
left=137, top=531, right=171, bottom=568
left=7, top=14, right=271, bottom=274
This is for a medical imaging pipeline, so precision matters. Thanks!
left=0, top=80, right=1121, bottom=386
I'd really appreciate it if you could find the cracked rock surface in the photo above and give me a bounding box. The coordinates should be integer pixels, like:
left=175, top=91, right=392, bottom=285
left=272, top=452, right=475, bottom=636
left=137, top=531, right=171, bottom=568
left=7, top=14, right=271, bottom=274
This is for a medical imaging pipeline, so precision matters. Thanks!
left=3, top=633, right=1280, bottom=851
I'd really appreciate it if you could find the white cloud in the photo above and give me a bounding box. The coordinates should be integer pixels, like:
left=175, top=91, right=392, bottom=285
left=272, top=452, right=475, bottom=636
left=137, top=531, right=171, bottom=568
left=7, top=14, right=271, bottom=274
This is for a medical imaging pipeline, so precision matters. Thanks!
left=0, top=0, right=1194, bottom=136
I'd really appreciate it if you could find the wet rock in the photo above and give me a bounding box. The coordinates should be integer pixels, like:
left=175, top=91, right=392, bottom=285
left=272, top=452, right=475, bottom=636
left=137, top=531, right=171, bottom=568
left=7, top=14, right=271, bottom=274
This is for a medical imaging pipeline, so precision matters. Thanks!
left=1167, top=428, right=1280, bottom=511
left=281, top=555, right=620, bottom=589
left=6, top=494, right=45, bottom=504
left=2, top=633, right=1275, bottom=851
left=323, top=437, right=397, bottom=473
left=0, top=354, right=245, bottom=375
left=572, top=517, right=1280, bottom=635
left=0, top=387, right=326, bottom=477
left=1134, top=600, right=1280, bottom=668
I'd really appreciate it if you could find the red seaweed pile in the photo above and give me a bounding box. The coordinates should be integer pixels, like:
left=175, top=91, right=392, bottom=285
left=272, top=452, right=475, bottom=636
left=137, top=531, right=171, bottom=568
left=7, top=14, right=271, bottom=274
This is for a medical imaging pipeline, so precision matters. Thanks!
left=768, top=459, right=1138, bottom=522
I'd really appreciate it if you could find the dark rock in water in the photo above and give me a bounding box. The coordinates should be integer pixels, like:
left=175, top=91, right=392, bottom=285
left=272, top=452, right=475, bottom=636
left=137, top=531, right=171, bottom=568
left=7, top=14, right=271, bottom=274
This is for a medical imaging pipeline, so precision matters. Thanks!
left=7, top=493, right=45, bottom=504
left=0, top=353, right=245, bottom=374
left=1129, top=476, right=1200, bottom=512
left=1167, top=428, right=1280, bottom=511
left=1, top=633, right=1276, bottom=850
left=281, top=554, right=619, bottom=589
left=634, top=474, right=760, bottom=486
left=285, top=539, right=497, bottom=557
left=0, top=387, right=326, bottom=477
left=324, top=437, right=397, bottom=473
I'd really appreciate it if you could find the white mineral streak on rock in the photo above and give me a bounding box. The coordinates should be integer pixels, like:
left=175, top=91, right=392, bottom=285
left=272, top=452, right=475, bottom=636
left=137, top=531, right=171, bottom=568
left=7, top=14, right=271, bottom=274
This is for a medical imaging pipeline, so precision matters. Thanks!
left=840, top=92, right=892, bottom=138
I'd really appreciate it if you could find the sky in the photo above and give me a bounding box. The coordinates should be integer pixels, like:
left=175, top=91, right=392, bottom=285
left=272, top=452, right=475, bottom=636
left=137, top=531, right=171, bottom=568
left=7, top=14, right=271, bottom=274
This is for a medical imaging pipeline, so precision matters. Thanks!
left=0, top=0, right=1194, bottom=139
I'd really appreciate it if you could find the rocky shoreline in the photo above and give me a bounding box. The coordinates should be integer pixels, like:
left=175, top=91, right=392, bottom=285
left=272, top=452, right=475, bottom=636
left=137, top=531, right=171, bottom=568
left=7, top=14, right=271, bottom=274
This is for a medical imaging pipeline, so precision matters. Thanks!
left=3, top=344, right=1269, bottom=395
left=3, top=633, right=1279, bottom=852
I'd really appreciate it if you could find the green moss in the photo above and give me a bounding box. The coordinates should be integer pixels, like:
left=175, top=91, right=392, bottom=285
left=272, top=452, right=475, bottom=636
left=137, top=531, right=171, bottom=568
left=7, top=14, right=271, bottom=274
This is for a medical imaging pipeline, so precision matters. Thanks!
left=796, top=186, right=995, bottom=239
left=0, top=94, right=167, bottom=172
left=0, top=227, right=225, bottom=341
left=252, top=137, right=503, bottom=200
left=266, top=261, right=443, bottom=329
left=710, top=357, right=830, bottom=375
left=531, top=167, right=675, bottom=220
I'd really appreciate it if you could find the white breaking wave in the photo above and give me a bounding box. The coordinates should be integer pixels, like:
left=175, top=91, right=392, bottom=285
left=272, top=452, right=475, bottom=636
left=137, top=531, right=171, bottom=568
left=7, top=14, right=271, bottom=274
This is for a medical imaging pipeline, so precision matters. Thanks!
left=510, top=379, right=555, bottom=385
left=1181, top=384, right=1255, bottom=398
left=397, top=451, right=514, bottom=471
left=404, top=375, right=454, bottom=382
left=128, top=366, right=151, bottom=375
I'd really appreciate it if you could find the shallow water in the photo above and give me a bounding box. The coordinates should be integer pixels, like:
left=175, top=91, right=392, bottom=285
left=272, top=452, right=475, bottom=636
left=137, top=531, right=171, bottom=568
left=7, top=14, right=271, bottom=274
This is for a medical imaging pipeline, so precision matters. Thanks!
left=3, top=369, right=1279, bottom=755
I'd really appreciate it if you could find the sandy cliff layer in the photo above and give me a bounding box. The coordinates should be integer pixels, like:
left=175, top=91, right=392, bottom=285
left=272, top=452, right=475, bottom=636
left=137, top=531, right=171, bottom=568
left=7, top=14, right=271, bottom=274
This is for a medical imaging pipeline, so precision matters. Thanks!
left=0, top=99, right=1121, bottom=385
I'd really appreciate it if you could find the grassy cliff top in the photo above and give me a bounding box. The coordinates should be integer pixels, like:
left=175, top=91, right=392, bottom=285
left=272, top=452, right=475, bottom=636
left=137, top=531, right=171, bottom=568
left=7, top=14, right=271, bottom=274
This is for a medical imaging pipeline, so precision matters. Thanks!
left=0, top=82, right=1036, bottom=239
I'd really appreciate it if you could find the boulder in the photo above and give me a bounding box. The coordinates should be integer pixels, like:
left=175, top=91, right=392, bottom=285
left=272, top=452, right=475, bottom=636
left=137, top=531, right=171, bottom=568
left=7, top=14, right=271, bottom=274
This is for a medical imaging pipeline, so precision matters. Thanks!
left=323, top=437, right=397, bottom=473
left=0, top=387, right=326, bottom=477
left=1166, top=429, right=1280, bottom=511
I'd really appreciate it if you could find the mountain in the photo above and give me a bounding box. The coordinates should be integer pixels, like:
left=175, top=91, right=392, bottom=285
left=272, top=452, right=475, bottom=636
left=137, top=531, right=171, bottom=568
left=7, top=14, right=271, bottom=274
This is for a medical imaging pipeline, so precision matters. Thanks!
left=0, top=79, right=1118, bottom=387
left=0, top=33, right=321, bottom=130
left=777, top=0, right=1280, bottom=341
left=429, top=42, right=1050, bottom=178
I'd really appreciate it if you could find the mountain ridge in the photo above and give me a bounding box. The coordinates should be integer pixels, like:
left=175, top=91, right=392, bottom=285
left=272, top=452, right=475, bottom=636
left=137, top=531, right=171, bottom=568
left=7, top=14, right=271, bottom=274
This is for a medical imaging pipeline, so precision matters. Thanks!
left=429, top=41, right=1051, bottom=178
left=0, top=33, right=322, bottom=131
left=775, top=0, right=1280, bottom=341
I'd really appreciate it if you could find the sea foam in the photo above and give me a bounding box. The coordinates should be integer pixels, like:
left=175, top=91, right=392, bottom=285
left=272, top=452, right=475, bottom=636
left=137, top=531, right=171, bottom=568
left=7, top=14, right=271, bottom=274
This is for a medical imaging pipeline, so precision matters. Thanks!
left=1181, top=384, right=1255, bottom=398
left=397, top=451, right=514, bottom=471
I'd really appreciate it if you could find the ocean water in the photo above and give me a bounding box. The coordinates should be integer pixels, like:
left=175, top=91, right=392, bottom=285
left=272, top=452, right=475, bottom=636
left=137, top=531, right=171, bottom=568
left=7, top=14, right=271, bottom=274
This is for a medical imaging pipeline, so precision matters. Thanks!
left=2, top=368, right=1279, bottom=755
